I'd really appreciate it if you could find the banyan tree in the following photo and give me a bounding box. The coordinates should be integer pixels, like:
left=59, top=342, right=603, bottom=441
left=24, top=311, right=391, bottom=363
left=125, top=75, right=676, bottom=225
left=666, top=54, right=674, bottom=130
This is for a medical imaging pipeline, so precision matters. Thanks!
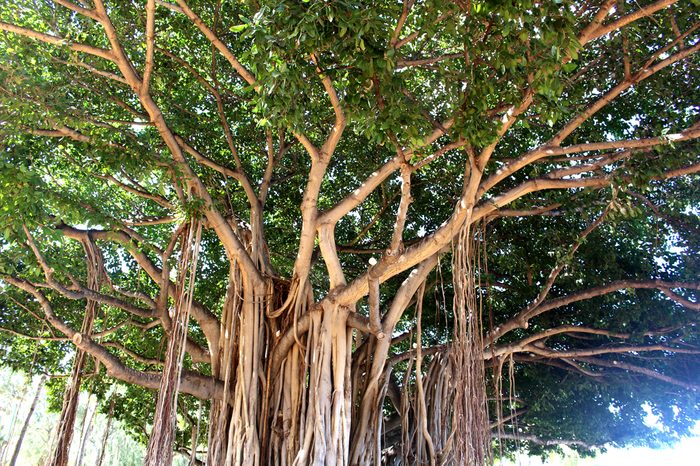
left=0, top=1, right=699, bottom=465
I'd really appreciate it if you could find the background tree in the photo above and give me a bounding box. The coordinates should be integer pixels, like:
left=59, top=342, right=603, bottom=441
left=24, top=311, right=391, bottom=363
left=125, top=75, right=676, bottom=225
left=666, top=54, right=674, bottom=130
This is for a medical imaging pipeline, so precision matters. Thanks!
left=0, top=1, right=698, bottom=465
left=8, top=375, right=45, bottom=466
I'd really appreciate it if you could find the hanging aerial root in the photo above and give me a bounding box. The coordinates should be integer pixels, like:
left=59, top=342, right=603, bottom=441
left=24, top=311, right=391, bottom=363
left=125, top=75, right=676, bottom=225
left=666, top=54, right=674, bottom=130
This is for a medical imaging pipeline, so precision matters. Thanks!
left=451, top=222, right=491, bottom=465
left=145, top=219, right=202, bottom=466
left=48, top=236, right=103, bottom=466
left=207, top=259, right=241, bottom=465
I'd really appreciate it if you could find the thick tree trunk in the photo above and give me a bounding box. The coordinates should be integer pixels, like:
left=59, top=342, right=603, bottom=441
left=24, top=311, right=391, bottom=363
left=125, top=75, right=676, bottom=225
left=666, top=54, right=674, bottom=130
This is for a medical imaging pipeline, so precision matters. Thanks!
left=152, top=223, right=487, bottom=465
left=204, top=271, right=358, bottom=466
left=290, top=304, right=352, bottom=466
left=9, top=375, right=46, bottom=466
left=197, top=253, right=489, bottom=465
left=207, top=272, right=269, bottom=466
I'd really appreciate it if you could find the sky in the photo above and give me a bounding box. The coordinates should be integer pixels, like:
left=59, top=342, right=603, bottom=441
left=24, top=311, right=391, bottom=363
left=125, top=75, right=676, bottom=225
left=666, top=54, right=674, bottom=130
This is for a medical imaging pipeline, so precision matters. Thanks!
left=592, top=436, right=700, bottom=466
left=498, top=431, right=700, bottom=466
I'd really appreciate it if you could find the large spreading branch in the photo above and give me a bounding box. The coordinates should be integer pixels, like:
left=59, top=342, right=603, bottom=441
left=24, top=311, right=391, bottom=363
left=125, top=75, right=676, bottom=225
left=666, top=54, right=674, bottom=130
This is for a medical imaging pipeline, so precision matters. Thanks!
left=479, top=41, right=700, bottom=197
left=22, top=226, right=158, bottom=319
left=318, top=120, right=454, bottom=226
left=522, top=343, right=699, bottom=360
left=586, top=0, right=679, bottom=42
left=494, top=432, right=600, bottom=450
left=1, top=277, right=222, bottom=400
left=55, top=223, right=221, bottom=351
left=89, top=0, right=262, bottom=284
left=324, top=0, right=692, bottom=308
left=490, top=280, right=700, bottom=343
left=576, top=356, right=700, bottom=391
left=172, top=0, right=258, bottom=88
left=0, top=21, right=114, bottom=61
left=19, top=225, right=215, bottom=364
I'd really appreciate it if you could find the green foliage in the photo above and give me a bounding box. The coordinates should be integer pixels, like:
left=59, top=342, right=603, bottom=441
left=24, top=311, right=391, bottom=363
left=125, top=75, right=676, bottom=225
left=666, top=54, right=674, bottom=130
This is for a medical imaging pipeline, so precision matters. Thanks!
left=0, top=0, right=698, bottom=460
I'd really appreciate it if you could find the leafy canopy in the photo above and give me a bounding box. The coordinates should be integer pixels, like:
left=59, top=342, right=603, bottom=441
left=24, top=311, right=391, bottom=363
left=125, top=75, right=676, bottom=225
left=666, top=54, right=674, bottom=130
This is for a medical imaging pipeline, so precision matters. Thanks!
left=0, top=0, right=699, bottom=459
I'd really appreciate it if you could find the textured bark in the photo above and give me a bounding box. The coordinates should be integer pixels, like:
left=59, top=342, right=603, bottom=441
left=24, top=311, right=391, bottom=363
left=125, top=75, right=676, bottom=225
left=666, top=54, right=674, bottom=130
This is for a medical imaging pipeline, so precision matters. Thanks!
left=450, top=225, right=490, bottom=465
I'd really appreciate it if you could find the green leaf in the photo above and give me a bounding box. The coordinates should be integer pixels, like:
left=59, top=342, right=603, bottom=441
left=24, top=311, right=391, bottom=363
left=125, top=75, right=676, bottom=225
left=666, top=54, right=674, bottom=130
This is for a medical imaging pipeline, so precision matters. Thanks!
left=230, top=24, right=249, bottom=33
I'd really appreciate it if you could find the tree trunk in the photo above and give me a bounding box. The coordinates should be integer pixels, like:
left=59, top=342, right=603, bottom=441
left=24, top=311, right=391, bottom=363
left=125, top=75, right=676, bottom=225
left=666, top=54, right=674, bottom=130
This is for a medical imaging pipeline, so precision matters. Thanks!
left=140, top=218, right=487, bottom=465
left=274, top=304, right=353, bottom=466
left=196, top=249, right=481, bottom=466
left=201, top=265, right=358, bottom=466
left=9, top=375, right=46, bottom=466
left=206, top=273, right=268, bottom=466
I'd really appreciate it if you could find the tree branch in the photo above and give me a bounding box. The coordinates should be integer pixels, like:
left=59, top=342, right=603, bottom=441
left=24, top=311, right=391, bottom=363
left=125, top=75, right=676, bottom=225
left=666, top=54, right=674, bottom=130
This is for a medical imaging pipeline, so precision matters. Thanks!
left=91, top=0, right=263, bottom=285
left=0, top=21, right=114, bottom=61
left=550, top=41, right=700, bottom=146
left=490, top=280, right=700, bottom=342
left=52, top=0, right=101, bottom=20
left=55, top=223, right=221, bottom=351
left=142, top=0, right=156, bottom=95
left=319, top=120, right=454, bottom=226
left=478, top=42, right=700, bottom=197
left=588, top=0, right=679, bottom=42
left=2, top=276, right=223, bottom=400
left=494, top=432, right=599, bottom=449
left=489, top=325, right=629, bottom=359
left=173, top=0, right=257, bottom=88
left=577, top=356, right=699, bottom=391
